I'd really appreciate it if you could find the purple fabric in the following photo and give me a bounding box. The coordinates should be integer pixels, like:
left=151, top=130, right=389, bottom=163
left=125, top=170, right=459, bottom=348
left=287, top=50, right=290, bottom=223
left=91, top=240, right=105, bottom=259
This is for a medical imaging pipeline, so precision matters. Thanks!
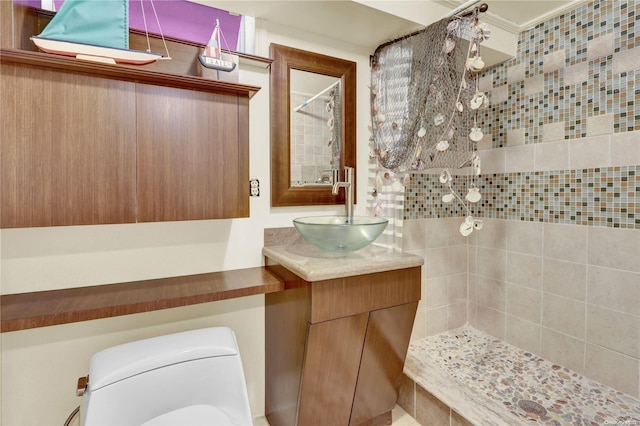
left=19, top=0, right=242, bottom=49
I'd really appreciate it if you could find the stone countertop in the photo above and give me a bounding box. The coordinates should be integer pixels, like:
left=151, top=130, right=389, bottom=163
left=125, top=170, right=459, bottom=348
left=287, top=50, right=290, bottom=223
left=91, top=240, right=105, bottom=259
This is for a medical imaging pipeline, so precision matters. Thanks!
left=262, top=243, right=424, bottom=282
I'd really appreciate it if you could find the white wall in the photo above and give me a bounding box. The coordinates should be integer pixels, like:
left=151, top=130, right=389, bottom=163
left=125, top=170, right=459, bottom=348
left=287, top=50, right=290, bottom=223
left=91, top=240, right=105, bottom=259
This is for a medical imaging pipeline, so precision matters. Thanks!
left=0, top=18, right=374, bottom=425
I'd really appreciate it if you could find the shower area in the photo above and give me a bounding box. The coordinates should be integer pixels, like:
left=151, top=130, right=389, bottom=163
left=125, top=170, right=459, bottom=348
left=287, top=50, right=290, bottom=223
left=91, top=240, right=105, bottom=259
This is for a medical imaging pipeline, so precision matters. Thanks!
left=368, top=0, right=640, bottom=424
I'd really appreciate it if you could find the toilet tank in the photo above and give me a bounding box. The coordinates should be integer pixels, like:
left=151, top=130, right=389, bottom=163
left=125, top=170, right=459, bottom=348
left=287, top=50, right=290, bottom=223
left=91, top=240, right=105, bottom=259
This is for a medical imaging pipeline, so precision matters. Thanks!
left=81, top=327, right=252, bottom=426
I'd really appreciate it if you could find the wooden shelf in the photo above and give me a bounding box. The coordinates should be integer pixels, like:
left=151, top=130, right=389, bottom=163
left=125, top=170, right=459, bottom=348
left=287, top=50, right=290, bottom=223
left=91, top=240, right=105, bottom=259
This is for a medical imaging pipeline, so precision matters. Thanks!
left=0, top=48, right=261, bottom=98
left=1, top=267, right=284, bottom=333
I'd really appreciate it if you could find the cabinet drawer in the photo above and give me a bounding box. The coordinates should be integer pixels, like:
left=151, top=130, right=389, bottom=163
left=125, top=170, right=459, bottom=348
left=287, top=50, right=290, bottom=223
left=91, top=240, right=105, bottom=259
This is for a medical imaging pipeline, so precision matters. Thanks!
left=309, top=267, right=421, bottom=323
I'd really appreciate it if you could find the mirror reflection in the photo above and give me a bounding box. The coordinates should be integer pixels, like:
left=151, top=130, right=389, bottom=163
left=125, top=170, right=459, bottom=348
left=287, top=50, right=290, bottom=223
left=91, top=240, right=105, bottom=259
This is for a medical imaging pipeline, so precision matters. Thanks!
left=270, top=43, right=356, bottom=207
left=290, top=70, right=341, bottom=187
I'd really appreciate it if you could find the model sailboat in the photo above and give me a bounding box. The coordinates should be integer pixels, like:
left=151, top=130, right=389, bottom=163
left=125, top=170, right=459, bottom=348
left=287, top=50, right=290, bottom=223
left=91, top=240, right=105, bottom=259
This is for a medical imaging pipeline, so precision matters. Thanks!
left=31, top=0, right=164, bottom=65
left=198, top=19, right=236, bottom=73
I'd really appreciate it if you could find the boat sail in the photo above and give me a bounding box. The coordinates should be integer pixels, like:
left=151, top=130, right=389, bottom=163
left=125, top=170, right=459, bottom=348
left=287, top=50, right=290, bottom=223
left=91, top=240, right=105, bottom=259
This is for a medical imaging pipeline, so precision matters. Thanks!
left=31, top=0, right=164, bottom=65
left=198, top=19, right=236, bottom=72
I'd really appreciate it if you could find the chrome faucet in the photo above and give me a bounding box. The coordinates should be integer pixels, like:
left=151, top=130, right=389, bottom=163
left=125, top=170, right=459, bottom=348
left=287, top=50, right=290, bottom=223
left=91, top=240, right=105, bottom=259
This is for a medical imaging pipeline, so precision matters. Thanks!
left=332, top=166, right=354, bottom=223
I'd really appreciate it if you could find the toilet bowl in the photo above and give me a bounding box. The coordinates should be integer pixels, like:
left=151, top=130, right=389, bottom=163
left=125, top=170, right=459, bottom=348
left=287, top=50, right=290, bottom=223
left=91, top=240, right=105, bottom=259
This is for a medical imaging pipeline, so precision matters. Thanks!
left=79, top=327, right=253, bottom=426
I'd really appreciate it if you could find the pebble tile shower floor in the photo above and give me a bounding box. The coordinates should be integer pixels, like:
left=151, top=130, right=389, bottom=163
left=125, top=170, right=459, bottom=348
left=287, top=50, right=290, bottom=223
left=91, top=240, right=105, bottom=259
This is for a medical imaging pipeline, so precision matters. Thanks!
left=405, top=325, right=640, bottom=425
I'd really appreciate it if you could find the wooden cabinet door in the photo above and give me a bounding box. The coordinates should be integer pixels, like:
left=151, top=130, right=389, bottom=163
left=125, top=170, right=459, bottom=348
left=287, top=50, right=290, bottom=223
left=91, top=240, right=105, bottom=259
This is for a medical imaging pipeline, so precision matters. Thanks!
left=349, top=302, right=418, bottom=425
left=136, top=85, right=249, bottom=222
left=1, top=64, right=137, bottom=228
left=297, top=313, right=369, bottom=426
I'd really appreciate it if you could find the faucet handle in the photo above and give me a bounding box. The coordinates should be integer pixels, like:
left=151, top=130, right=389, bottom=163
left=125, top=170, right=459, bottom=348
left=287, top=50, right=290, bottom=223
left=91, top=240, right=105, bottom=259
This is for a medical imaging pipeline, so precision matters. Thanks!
left=343, top=166, right=353, bottom=182
left=331, top=168, right=341, bottom=184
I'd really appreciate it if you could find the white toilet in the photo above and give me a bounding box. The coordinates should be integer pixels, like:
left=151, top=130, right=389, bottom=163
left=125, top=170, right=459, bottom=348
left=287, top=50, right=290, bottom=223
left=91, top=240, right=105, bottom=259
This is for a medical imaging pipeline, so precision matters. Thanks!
left=79, top=327, right=253, bottom=426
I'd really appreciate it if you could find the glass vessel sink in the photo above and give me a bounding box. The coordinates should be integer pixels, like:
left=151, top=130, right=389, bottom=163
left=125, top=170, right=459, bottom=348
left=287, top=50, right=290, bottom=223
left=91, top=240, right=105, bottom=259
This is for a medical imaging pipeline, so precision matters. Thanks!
left=293, top=216, right=388, bottom=252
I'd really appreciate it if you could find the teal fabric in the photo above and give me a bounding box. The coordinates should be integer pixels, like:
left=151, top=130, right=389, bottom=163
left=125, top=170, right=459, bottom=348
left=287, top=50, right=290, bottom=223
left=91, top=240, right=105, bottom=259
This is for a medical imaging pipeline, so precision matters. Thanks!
left=39, top=0, right=128, bottom=49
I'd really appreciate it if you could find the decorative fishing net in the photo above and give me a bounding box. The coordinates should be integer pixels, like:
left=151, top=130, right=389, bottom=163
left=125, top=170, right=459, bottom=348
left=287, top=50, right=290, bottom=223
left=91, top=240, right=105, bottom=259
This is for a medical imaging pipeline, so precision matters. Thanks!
left=370, top=12, right=490, bottom=172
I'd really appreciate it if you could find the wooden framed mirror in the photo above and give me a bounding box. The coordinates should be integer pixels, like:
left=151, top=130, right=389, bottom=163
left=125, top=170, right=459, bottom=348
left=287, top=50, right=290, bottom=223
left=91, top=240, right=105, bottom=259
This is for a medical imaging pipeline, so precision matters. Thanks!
left=270, top=43, right=356, bottom=207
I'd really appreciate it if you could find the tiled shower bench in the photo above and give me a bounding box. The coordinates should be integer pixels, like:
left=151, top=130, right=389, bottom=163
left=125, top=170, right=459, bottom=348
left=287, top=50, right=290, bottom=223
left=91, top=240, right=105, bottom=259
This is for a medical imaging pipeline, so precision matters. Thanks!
left=398, top=325, right=640, bottom=425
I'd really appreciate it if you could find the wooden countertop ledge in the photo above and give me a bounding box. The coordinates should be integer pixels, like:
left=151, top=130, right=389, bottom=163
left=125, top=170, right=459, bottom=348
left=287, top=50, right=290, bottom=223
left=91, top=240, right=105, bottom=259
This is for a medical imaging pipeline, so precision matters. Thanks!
left=1, top=267, right=283, bottom=333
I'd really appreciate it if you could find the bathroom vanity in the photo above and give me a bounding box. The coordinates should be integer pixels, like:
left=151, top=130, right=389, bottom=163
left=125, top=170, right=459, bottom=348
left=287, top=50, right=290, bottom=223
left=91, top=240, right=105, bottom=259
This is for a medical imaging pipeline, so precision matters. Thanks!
left=263, top=235, right=423, bottom=426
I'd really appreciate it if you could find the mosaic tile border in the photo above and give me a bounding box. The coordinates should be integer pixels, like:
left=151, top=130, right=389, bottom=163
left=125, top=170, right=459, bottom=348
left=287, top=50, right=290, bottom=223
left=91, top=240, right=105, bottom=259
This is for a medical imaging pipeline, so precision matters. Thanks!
left=404, top=165, right=640, bottom=229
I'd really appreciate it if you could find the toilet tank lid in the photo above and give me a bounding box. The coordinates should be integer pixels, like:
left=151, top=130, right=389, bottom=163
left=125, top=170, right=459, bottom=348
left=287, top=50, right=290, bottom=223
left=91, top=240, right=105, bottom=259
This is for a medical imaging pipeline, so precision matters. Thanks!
left=88, top=327, right=239, bottom=391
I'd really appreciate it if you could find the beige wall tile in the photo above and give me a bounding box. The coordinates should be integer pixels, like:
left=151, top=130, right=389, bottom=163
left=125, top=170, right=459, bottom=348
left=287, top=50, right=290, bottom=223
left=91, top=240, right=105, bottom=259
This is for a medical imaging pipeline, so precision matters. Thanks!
left=507, top=220, right=543, bottom=256
left=491, top=84, right=509, bottom=104
left=467, top=301, right=477, bottom=326
left=507, top=63, right=525, bottom=84
left=524, top=74, right=544, bottom=95
left=425, top=306, right=449, bottom=336
left=563, top=61, right=588, bottom=86
left=478, top=74, right=493, bottom=92
left=613, top=45, right=640, bottom=74
left=477, top=147, right=506, bottom=174
left=584, top=115, right=614, bottom=139
left=416, top=387, right=450, bottom=426
left=542, top=293, right=585, bottom=339
left=477, top=276, right=506, bottom=311
left=507, top=128, right=526, bottom=147
left=544, top=223, right=587, bottom=263
left=506, top=315, right=541, bottom=354
left=587, top=33, right=614, bottom=61
left=534, top=140, right=569, bottom=171
left=424, top=276, right=449, bottom=308
left=541, top=328, right=585, bottom=374
left=543, top=50, right=566, bottom=73
left=446, top=217, right=472, bottom=247
left=506, top=144, right=535, bottom=173
left=610, top=130, right=640, bottom=166
left=587, top=266, right=640, bottom=315
left=588, top=227, right=640, bottom=273
left=475, top=305, right=506, bottom=339
left=448, top=273, right=467, bottom=304
left=542, top=122, right=566, bottom=142
left=476, top=133, right=493, bottom=151
left=477, top=247, right=507, bottom=281
left=411, top=310, right=427, bottom=341
left=569, top=134, right=611, bottom=168
left=586, top=305, right=639, bottom=358
left=424, top=246, right=467, bottom=278
left=585, top=343, right=640, bottom=398
left=448, top=302, right=467, bottom=329
left=397, top=375, right=415, bottom=418
left=542, top=258, right=587, bottom=301
left=507, top=284, right=542, bottom=323
left=425, top=218, right=450, bottom=248
left=468, top=245, right=477, bottom=275
left=507, top=252, right=543, bottom=290
left=475, top=218, right=507, bottom=250
left=403, top=219, right=427, bottom=251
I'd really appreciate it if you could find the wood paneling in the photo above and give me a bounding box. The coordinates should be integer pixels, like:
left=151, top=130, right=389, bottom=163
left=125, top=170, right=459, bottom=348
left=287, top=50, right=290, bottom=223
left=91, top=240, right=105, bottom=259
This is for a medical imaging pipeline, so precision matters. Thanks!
left=1, top=62, right=137, bottom=227
left=265, top=259, right=422, bottom=426
left=265, top=285, right=311, bottom=426
left=136, top=85, right=249, bottom=222
left=310, top=267, right=421, bottom=323
left=350, top=302, right=419, bottom=425
left=1, top=1, right=13, bottom=49
left=297, top=313, right=369, bottom=426
left=1, top=267, right=283, bottom=332
left=1, top=48, right=258, bottom=227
